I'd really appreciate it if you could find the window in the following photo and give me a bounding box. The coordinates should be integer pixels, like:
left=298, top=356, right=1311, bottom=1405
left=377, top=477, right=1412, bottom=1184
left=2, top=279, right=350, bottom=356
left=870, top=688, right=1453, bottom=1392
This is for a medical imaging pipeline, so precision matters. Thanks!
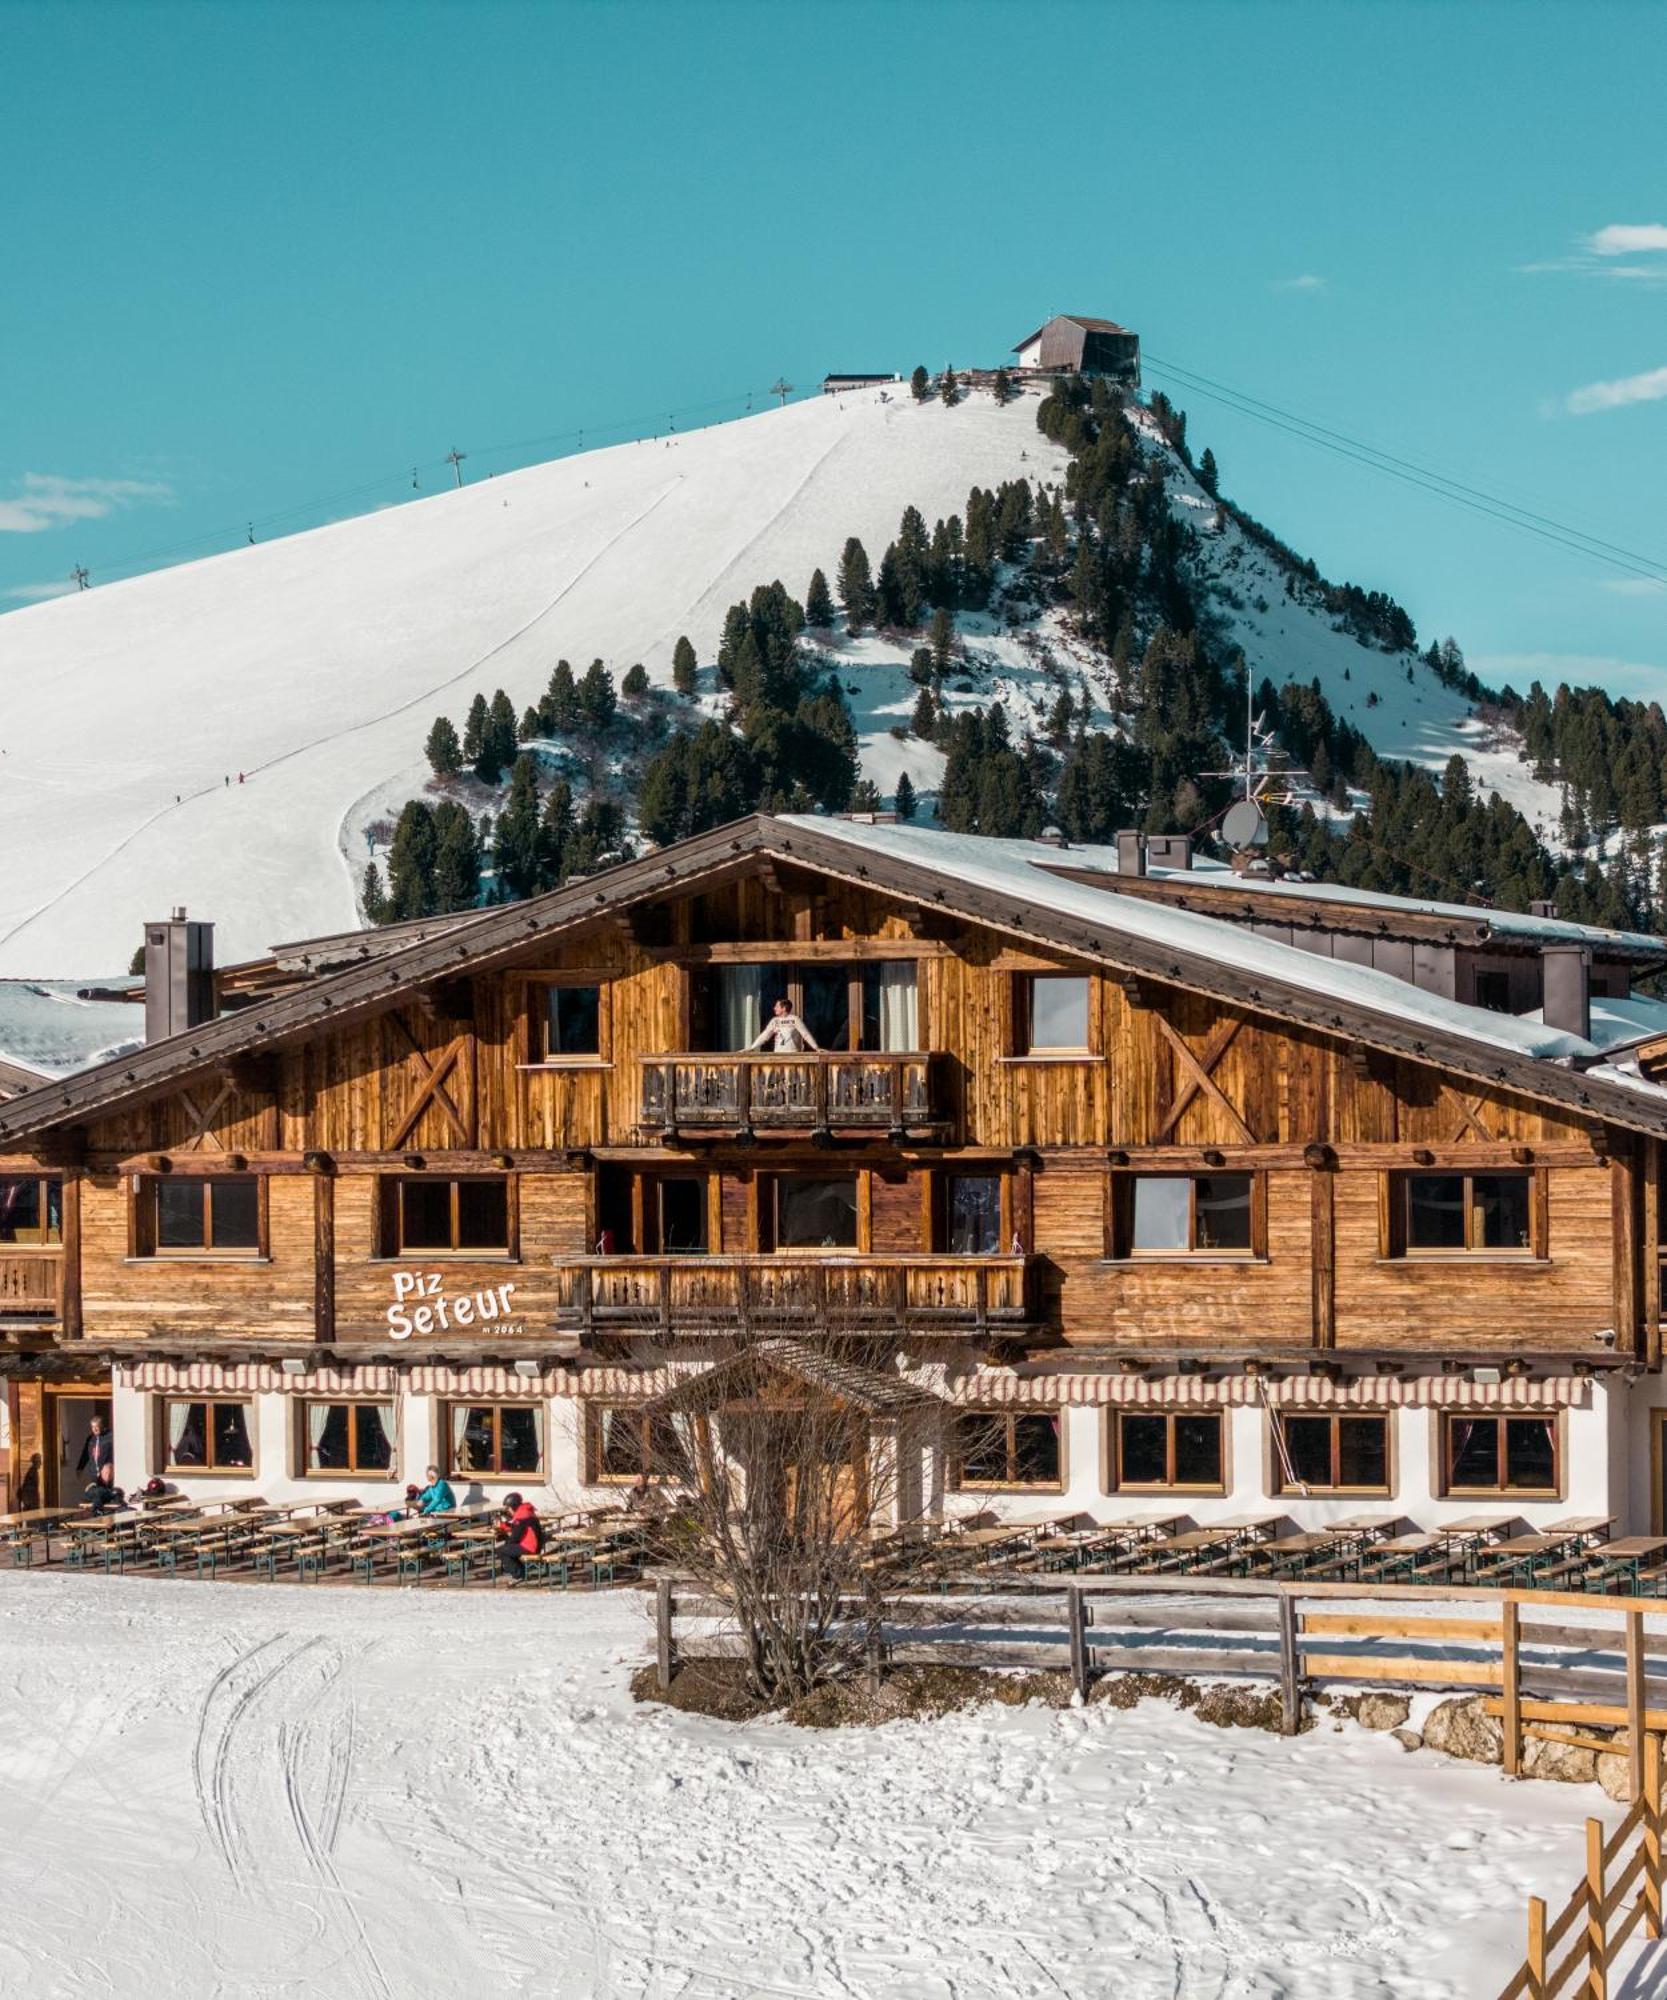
left=1017, top=974, right=1091, bottom=1054
left=1120, top=1175, right=1255, bottom=1256
left=163, top=1399, right=254, bottom=1473
left=657, top=1177, right=708, bottom=1254
left=0, top=1176, right=61, bottom=1246
left=1273, top=1413, right=1391, bottom=1494
left=945, top=1174, right=1002, bottom=1255
left=952, top=1410, right=1062, bottom=1490
left=147, top=1177, right=261, bottom=1255
left=300, top=1402, right=395, bottom=1476
left=775, top=1175, right=859, bottom=1250
left=705, top=961, right=918, bottom=1052
left=1400, top=1173, right=1533, bottom=1255
left=391, top=1178, right=511, bottom=1255
left=448, top=1402, right=544, bottom=1478
left=1472, top=970, right=1512, bottom=1013
left=587, top=1404, right=690, bottom=1483
left=1113, top=1412, right=1224, bottom=1491
left=542, top=983, right=602, bottom=1059
left=1443, top=1415, right=1558, bottom=1495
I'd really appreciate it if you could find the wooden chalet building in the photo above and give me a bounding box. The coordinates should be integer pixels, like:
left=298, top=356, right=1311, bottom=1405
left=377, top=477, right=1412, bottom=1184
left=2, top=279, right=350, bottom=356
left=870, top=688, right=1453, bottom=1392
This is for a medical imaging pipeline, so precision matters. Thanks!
left=1013, top=314, right=1141, bottom=387
left=6, top=811, right=1667, bottom=1534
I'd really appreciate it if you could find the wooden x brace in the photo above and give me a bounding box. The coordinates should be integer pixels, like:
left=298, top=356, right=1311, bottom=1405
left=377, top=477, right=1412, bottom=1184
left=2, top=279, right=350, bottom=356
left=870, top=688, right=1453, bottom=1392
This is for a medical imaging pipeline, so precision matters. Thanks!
left=389, top=1014, right=472, bottom=1148
left=1154, top=1013, right=1255, bottom=1145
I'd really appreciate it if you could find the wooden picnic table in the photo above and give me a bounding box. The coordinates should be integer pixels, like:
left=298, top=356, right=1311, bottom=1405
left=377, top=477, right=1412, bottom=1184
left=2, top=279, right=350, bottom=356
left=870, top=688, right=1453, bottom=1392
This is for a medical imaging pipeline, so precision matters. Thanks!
left=1437, top=1515, right=1517, bottom=1539
left=1583, top=1537, right=1667, bottom=1593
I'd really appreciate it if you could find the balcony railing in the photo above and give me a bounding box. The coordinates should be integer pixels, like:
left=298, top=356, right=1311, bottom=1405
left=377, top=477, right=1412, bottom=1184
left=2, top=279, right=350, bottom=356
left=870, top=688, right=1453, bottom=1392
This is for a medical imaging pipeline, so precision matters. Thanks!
left=638, top=1053, right=943, bottom=1138
left=552, top=1253, right=1031, bottom=1335
left=0, top=1255, right=61, bottom=1320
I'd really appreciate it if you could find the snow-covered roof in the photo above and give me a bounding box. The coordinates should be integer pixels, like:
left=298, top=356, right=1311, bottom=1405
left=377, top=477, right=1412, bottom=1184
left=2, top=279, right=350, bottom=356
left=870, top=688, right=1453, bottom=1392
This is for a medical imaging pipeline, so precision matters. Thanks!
left=0, top=980, right=145, bottom=1081
left=1117, top=852, right=1663, bottom=956
left=780, top=816, right=1641, bottom=1071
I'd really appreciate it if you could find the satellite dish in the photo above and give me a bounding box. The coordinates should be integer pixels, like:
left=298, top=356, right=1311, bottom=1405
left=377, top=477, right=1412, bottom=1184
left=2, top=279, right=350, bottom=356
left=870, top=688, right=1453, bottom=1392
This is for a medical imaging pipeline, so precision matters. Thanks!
left=1222, top=800, right=1270, bottom=849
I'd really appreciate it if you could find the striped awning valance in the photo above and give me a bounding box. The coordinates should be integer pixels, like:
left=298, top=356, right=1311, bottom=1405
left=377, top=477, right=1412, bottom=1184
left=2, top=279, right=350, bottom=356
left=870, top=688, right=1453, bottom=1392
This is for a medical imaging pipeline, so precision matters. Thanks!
left=115, top=1359, right=563, bottom=1398
left=945, top=1371, right=1593, bottom=1411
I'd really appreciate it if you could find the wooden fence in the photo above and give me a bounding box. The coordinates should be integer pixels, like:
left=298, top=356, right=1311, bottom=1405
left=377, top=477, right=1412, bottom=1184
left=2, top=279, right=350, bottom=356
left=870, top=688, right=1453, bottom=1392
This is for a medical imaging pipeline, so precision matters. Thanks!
left=656, top=1572, right=1667, bottom=1991
left=655, top=1572, right=1667, bottom=1785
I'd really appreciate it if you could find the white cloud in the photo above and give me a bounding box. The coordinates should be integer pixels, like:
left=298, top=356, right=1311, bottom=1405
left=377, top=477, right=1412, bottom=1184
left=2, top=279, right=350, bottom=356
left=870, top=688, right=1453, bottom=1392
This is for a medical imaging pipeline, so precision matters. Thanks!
left=1, top=579, right=79, bottom=603
left=1587, top=223, right=1667, bottom=256
left=1271, top=273, right=1326, bottom=293
left=1565, top=364, right=1667, bottom=416
left=1601, top=578, right=1667, bottom=598
left=1521, top=224, right=1667, bottom=284
left=0, top=473, right=173, bottom=535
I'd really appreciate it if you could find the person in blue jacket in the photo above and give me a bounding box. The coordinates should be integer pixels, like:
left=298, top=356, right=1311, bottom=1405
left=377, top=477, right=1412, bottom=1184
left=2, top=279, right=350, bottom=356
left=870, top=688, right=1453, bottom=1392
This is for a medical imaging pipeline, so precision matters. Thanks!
left=416, top=1465, right=456, bottom=1515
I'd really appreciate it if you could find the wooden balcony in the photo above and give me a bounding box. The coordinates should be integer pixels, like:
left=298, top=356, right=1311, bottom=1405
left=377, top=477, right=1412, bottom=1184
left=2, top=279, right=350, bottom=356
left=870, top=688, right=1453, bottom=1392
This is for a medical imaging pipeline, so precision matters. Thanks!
left=0, top=1255, right=61, bottom=1321
left=552, top=1253, right=1031, bottom=1336
left=639, top=1053, right=944, bottom=1138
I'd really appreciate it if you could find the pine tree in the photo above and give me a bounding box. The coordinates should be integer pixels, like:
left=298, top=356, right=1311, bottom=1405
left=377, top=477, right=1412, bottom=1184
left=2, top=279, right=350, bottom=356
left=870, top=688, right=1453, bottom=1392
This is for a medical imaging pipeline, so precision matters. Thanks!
left=361, top=860, right=389, bottom=924
left=518, top=706, right=540, bottom=743
left=671, top=635, right=698, bottom=696
left=488, top=689, right=518, bottom=772
left=991, top=368, right=1012, bottom=407
left=425, top=715, right=462, bottom=779
left=851, top=779, right=882, bottom=812
left=1199, top=447, right=1219, bottom=497
left=804, top=568, right=834, bottom=628
left=543, top=659, right=579, bottom=733
left=431, top=802, right=481, bottom=911
left=837, top=537, right=875, bottom=635
left=894, top=771, right=917, bottom=820
left=493, top=755, right=544, bottom=900
left=910, top=365, right=929, bottom=403
left=538, top=777, right=574, bottom=886
left=622, top=662, right=650, bottom=700
left=939, top=366, right=958, bottom=407
left=911, top=687, right=937, bottom=737
left=386, top=800, right=438, bottom=920
left=577, top=659, right=617, bottom=733
left=462, top=692, right=489, bottom=765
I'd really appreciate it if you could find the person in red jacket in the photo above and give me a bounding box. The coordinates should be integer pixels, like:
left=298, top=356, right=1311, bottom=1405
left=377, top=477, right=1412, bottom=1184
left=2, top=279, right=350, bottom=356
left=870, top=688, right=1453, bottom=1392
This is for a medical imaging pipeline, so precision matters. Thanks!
left=495, top=1493, right=543, bottom=1582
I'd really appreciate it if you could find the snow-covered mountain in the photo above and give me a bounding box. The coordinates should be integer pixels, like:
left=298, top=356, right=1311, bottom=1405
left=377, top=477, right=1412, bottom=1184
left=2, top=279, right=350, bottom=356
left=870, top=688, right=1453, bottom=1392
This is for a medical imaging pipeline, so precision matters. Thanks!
left=0, top=384, right=1550, bottom=976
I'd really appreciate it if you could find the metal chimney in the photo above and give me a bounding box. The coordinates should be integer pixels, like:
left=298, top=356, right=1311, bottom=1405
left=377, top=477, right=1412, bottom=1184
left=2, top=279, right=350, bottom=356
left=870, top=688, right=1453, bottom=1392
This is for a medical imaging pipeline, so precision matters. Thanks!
left=144, top=909, right=216, bottom=1042
left=1541, top=943, right=1591, bottom=1041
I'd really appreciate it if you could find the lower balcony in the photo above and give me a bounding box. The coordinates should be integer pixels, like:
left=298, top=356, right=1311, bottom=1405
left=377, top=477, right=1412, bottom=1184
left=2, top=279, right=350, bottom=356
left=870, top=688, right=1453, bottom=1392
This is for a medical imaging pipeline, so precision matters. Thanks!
left=638, top=1054, right=946, bottom=1139
left=551, top=1253, right=1032, bottom=1336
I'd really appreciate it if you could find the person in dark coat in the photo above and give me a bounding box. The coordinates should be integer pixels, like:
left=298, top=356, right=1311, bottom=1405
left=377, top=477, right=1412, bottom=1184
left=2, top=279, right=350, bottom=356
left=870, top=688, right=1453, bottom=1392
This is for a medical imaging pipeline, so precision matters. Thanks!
left=77, top=1414, right=116, bottom=1508
left=494, top=1492, right=542, bottom=1582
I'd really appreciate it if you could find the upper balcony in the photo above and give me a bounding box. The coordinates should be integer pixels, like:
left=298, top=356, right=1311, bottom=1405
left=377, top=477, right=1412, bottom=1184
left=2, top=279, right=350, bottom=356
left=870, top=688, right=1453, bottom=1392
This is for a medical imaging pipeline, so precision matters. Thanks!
left=552, top=1252, right=1032, bottom=1337
left=637, top=1054, right=948, bottom=1141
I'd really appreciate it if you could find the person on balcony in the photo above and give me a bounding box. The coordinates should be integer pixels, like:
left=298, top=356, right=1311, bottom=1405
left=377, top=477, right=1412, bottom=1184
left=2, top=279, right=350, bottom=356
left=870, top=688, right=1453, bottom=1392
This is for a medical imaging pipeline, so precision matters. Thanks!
left=749, top=996, right=820, bottom=1055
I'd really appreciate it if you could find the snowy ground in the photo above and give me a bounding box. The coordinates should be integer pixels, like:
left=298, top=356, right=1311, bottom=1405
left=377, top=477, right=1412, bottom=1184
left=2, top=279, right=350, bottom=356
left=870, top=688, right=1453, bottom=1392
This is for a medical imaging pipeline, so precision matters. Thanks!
left=0, top=1573, right=1659, bottom=1999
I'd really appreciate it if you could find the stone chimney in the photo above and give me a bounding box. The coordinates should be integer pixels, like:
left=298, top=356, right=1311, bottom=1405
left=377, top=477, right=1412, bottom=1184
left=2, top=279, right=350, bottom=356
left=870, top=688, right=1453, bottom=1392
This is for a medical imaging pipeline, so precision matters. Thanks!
left=1146, top=833, right=1194, bottom=872
left=1114, top=829, right=1147, bottom=877
left=1541, top=943, right=1591, bottom=1041
left=144, top=908, right=216, bottom=1042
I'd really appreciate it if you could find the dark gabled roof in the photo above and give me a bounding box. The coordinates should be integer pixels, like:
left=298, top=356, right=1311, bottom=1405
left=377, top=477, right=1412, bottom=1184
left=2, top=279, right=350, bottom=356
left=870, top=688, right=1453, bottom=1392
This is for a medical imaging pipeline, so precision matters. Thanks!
left=3, top=812, right=1667, bottom=1144
left=645, top=1338, right=938, bottom=1417
left=1013, top=314, right=1137, bottom=350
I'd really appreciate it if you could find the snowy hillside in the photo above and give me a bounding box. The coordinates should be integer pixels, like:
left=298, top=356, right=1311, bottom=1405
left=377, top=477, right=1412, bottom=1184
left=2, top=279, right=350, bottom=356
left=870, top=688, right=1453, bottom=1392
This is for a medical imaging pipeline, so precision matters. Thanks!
left=0, top=383, right=1549, bottom=976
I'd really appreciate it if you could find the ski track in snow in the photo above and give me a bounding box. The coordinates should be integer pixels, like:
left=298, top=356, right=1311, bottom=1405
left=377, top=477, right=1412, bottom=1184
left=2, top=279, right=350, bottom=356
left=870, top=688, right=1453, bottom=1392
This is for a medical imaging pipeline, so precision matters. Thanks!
left=2, top=1574, right=1664, bottom=1999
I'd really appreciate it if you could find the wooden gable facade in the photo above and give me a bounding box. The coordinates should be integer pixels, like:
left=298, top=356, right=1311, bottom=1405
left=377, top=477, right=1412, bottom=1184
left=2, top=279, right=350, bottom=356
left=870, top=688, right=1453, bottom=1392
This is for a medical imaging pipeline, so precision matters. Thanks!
left=0, top=815, right=1660, bottom=1421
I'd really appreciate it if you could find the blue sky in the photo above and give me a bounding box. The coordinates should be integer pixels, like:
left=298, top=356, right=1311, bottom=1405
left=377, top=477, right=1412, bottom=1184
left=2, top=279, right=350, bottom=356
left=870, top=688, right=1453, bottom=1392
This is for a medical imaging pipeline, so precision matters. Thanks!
left=2, top=0, right=1663, bottom=697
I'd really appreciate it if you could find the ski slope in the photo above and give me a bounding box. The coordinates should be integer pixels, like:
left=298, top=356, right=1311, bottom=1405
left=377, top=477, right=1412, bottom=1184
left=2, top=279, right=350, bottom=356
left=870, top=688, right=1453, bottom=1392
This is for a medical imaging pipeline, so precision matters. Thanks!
left=0, top=391, right=1071, bottom=975
left=0, top=1573, right=1643, bottom=1999
left=0, top=383, right=1556, bottom=979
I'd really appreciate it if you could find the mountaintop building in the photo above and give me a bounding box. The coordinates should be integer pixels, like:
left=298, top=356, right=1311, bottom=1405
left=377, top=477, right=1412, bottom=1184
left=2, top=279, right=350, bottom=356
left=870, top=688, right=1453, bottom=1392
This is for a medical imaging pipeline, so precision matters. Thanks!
left=1013, top=314, right=1141, bottom=386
